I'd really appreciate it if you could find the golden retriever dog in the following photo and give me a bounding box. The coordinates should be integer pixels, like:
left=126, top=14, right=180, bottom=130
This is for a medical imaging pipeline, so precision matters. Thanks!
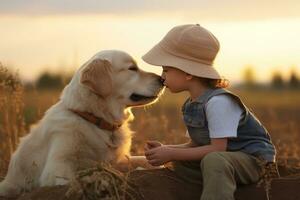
left=0, top=50, right=164, bottom=197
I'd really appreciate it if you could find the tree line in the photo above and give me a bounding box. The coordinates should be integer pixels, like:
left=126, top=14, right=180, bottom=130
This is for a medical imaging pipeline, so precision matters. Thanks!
left=22, top=66, right=300, bottom=90
left=243, top=66, right=299, bottom=89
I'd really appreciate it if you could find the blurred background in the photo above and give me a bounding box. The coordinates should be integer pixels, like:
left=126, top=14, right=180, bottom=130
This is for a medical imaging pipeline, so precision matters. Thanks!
left=0, top=0, right=300, bottom=175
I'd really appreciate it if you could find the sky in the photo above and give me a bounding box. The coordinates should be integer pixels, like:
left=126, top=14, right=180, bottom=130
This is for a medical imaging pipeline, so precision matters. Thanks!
left=0, top=0, right=300, bottom=83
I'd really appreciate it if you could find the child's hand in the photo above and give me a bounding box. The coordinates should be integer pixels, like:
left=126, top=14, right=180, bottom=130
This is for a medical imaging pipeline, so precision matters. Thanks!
left=145, top=146, right=174, bottom=166
left=144, top=140, right=163, bottom=151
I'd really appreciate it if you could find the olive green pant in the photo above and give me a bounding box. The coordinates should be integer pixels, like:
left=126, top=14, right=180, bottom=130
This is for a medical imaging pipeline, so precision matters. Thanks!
left=172, top=151, right=263, bottom=200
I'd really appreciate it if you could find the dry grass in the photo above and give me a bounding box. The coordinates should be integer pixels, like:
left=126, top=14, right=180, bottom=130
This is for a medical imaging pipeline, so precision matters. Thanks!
left=256, top=159, right=280, bottom=200
left=66, top=163, right=136, bottom=200
left=0, top=64, right=26, bottom=177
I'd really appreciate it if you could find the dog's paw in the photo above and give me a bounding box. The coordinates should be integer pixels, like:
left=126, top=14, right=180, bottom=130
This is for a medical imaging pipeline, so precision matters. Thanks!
left=40, top=172, right=71, bottom=187
left=0, top=181, right=20, bottom=198
left=55, top=176, right=70, bottom=185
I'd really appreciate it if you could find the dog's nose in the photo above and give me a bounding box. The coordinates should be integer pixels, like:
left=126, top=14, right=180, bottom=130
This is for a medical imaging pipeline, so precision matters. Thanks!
left=158, top=77, right=165, bottom=85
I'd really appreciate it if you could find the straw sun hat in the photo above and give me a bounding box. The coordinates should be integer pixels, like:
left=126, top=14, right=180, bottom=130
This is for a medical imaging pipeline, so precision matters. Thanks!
left=142, top=24, right=221, bottom=79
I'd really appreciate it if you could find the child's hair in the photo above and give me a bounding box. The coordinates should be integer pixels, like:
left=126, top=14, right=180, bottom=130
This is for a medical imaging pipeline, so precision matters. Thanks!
left=197, top=77, right=230, bottom=88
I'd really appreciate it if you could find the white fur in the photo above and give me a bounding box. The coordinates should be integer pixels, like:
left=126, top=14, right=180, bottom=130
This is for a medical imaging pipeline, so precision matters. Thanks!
left=0, top=50, right=164, bottom=197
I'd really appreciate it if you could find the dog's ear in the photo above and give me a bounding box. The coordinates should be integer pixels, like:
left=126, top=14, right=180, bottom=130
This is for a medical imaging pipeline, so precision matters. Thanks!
left=80, top=58, right=113, bottom=97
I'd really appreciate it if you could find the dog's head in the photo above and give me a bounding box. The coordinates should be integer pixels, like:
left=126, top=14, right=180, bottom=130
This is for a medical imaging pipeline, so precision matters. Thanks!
left=81, top=50, right=164, bottom=107
left=64, top=50, right=164, bottom=112
left=81, top=51, right=164, bottom=107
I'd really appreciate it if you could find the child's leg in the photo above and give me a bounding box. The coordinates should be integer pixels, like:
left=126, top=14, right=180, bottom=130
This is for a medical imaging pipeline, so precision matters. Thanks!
left=172, top=160, right=202, bottom=184
left=200, top=151, right=261, bottom=200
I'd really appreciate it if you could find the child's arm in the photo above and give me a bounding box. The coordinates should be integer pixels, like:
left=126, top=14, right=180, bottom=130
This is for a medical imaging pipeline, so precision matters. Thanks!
left=145, top=140, right=195, bottom=152
left=145, top=138, right=227, bottom=166
left=166, top=140, right=197, bottom=148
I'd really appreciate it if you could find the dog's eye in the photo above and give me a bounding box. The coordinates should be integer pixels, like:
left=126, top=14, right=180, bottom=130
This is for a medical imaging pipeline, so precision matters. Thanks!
left=128, top=66, right=138, bottom=71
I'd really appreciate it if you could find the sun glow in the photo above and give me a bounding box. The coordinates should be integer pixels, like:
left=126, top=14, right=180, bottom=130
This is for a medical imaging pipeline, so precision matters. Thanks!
left=0, top=14, right=299, bottom=83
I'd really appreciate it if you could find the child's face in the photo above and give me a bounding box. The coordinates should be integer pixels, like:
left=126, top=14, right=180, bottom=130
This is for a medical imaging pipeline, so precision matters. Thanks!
left=161, top=66, right=191, bottom=93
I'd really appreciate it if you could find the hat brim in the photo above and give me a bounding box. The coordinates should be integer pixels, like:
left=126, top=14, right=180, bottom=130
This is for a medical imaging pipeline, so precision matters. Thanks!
left=142, top=44, right=221, bottom=79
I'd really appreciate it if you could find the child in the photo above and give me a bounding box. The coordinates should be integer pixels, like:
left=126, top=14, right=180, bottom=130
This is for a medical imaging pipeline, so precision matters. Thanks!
left=142, top=24, right=277, bottom=200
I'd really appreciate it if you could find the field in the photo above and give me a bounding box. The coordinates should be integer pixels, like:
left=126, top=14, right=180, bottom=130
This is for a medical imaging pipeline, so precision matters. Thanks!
left=1, top=87, right=300, bottom=172
left=1, top=69, right=300, bottom=199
